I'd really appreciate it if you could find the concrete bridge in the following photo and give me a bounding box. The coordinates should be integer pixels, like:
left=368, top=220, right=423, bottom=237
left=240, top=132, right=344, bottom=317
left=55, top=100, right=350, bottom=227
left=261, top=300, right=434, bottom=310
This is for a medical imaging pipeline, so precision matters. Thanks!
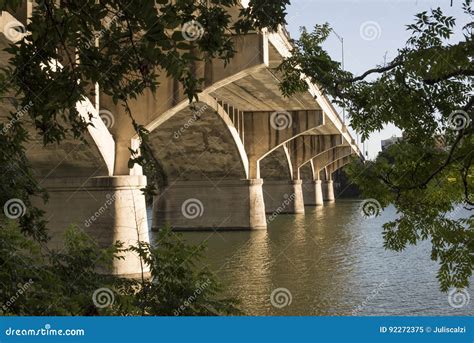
left=0, top=3, right=362, bottom=276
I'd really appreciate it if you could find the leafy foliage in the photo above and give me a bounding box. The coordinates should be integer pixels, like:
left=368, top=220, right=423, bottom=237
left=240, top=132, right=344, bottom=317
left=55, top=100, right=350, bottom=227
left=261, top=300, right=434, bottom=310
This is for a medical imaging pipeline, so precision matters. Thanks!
left=279, top=1, right=473, bottom=291
left=126, top=227, right=240, bottom=316
left=0, top=224, right=239, bottom=316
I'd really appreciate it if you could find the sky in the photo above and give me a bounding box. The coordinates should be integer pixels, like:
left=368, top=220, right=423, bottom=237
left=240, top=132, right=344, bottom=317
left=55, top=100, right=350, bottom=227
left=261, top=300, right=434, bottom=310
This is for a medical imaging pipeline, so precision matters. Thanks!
left=285, top=0, right=470, bottom=159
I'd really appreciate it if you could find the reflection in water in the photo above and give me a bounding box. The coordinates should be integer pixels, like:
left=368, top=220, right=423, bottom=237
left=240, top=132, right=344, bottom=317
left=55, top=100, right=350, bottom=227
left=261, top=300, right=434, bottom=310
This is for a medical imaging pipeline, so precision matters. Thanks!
left=214, top=230, right=272, bottom=314
left=149, top=200, right=473, bottom=316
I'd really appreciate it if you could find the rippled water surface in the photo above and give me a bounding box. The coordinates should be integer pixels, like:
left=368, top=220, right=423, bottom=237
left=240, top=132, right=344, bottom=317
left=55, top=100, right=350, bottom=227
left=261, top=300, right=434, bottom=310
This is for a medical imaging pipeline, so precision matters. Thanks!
left=151, top=200, right=473, bottom=316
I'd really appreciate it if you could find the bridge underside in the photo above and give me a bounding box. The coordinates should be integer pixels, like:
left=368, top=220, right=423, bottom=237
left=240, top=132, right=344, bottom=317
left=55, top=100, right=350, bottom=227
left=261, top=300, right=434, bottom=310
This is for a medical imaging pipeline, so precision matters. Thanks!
left=1, top=8, right=362, bottom=276
left=148, top=102, right=265, bottom=231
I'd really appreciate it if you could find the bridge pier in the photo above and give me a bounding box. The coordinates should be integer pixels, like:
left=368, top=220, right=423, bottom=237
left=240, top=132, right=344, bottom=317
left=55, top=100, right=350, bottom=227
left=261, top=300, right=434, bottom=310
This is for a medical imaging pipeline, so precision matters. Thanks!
left=35, top=175, right=150, bottom=277
left=323, top=180, right=335, bottom=202
left=303, top=180, right=324, bottom=206
left=263, top=180, right=305, bottom=214
left=314, top=180, right=324, bottom=205
left=152, top=179, right=267, bottom=231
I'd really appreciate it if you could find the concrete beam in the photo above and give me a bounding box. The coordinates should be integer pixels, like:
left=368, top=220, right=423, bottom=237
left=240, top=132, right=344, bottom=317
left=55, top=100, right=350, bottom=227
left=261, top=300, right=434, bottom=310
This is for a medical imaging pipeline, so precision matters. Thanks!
left=243, top=109, right=324, bottom=178
left=266, top=29, right=362, bottom=158
left=312, top=146, right=353, bottom=177
left=286, top=134, right=345, bottom=179
left=325, top=155, right=354, bottom=177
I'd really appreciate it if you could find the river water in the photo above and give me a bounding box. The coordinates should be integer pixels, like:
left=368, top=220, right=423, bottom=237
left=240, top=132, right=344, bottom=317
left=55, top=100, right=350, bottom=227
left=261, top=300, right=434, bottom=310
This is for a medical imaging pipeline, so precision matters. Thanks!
left=150, top=200, right=473, bottom=316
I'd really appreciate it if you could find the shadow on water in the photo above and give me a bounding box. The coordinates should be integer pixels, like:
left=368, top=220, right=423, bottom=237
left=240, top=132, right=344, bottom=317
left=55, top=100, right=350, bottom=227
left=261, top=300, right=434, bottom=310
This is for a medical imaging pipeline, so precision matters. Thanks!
left=149, top=200, right=473, bottom=316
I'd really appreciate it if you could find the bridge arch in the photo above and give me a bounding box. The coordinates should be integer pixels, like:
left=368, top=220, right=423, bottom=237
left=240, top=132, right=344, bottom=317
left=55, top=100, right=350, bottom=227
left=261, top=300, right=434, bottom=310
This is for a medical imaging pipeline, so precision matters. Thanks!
left=140, top=94, right=267, bottom=231
left=141, top=94, right=249, bottom=182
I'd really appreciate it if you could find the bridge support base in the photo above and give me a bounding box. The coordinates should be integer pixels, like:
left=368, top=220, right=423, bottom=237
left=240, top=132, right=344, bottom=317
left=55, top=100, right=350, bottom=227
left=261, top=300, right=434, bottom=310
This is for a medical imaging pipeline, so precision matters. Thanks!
left=152, top=179, right=267, bottom=231
left=35, top=176, right=150, bottom=277
left=323, top=180, right=335, bottom=202
left=303, top=180, right=324, bottom=206
left=263, top=180, right=305, bottom=214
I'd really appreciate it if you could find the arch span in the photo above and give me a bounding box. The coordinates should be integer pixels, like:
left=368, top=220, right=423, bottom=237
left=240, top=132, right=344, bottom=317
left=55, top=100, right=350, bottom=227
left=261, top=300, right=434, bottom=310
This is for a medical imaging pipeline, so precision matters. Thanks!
left=146, top=96, right=266, bottom=230
left=144, top=96, right=248, bottom=182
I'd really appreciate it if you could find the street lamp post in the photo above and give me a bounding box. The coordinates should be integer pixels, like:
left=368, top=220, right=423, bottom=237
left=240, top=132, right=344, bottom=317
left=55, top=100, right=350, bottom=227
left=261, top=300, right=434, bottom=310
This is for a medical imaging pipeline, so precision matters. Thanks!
left=331, top=29, right=365, bottom=157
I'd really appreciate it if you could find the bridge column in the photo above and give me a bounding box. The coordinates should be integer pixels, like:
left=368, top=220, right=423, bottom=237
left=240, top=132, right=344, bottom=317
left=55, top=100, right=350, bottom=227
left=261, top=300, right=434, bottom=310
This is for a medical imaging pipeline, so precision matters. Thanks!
left=36, top=175, right=150, bottom=277
left=290, top=166, right=306, bottom=214
left=292, top=179, right=305, bottom=213
left=323, top=179, right=335, bottom=202
left=313, top=180, right=325, bottom=206
left=302, top=161, right=324, bottom=207
left=260, top=146, right=305, bottom=215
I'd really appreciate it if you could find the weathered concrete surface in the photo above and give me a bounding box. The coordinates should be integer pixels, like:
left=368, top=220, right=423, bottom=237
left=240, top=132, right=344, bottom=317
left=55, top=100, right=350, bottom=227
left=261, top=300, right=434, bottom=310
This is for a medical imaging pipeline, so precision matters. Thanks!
left=326, top=156, right=353, bottom=176
left=260, top=146, right=305, bottom=214
left=147, top=102, right=246, bottom=181
left=244, top=110, right=324, bottom=178
left=312, top=146, right=352, bottom=174
left=33, top=176, right=150, bottom=277
left=287, top=134, right=344, bottom=178
left=263, top=180, right=304, bottom=214
left=323, top=180, right=335, bottom=202
left=152, top=179, right=266, bottom=230
left=303, top=180, right=324, bottom=206
left=261, top=136, right=350, bottom=209
left=260, top=146, right=292, bottom=181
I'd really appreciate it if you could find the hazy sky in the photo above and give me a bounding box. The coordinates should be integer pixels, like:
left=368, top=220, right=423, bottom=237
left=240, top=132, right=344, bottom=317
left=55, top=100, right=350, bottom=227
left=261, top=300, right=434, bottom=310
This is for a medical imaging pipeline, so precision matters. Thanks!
left=286, top=0, right=469, bottom=158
